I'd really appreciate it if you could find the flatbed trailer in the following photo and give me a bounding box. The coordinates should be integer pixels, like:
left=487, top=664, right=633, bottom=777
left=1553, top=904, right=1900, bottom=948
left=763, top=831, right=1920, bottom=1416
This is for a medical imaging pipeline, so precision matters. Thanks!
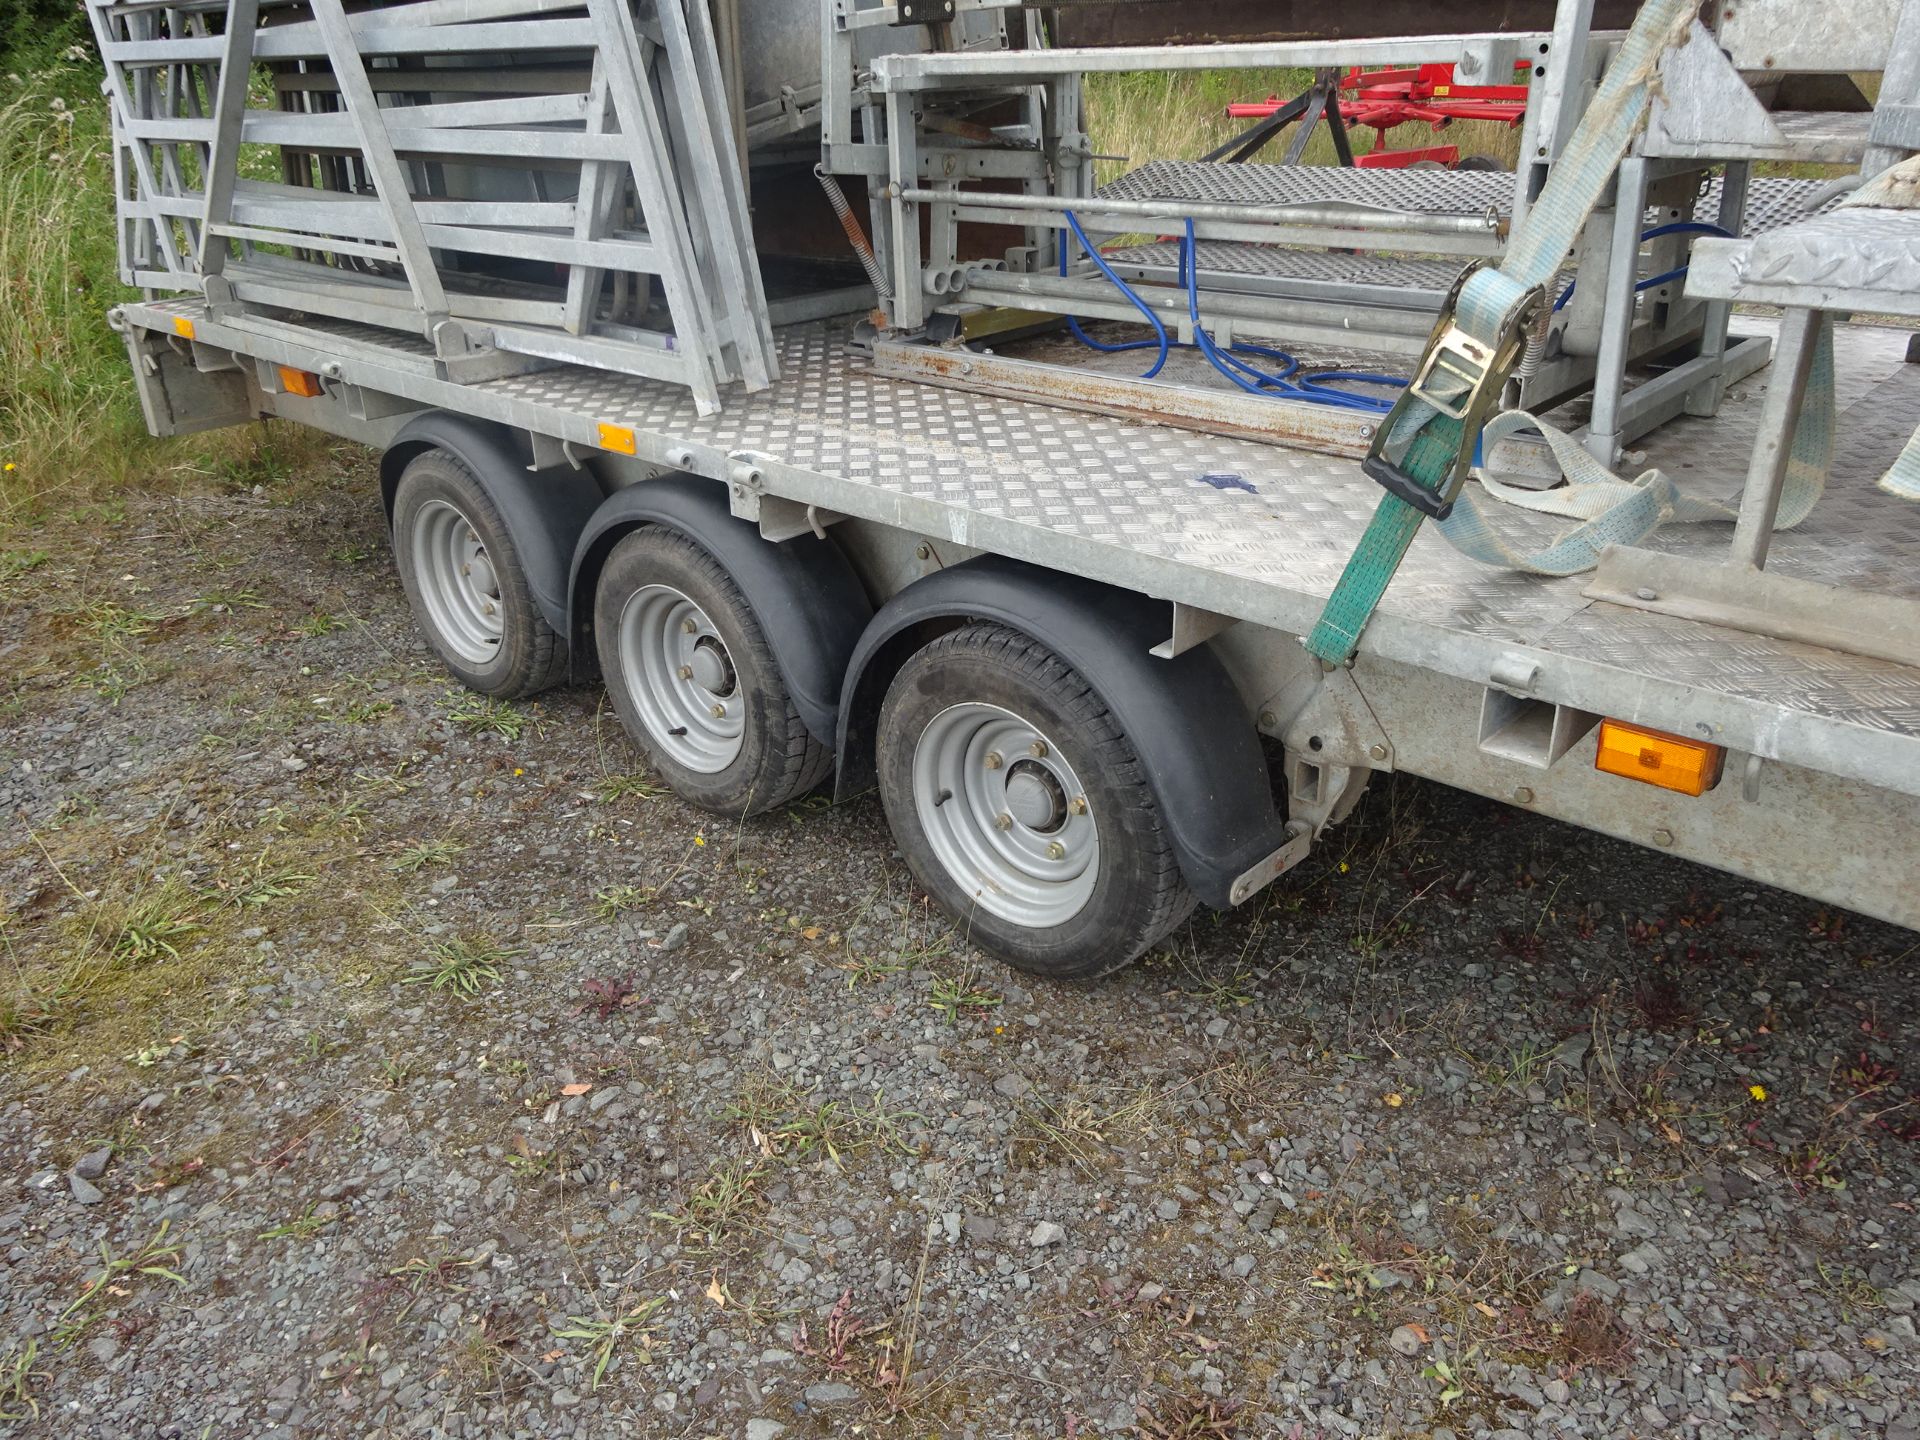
left=98, top=0, right=1920, bottom=975
left=113, top=295, right=1920, bottom=941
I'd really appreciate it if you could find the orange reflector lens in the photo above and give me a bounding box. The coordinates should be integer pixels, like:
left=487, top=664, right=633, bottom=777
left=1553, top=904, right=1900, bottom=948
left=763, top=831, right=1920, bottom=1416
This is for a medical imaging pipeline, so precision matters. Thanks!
left=1594, top=720, right=1723, bottom=797
left=597, top=422, right=637, bottom=456
left=171, top=315, right=195, bottom=339
left=276, top=365, right=323, bottom=398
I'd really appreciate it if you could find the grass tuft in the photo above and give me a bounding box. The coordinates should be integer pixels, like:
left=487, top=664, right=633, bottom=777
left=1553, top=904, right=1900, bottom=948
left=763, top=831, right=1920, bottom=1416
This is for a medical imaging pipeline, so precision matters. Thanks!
left=550, top=1297, right=665, bottom=1391
left=104, top=881, right=205, bottom=965
left=445, top=692, right=530, bottom=741
left=0, top=1338, right=45, bottom=1423
left=52, top=1222, right=187, bottom=1347
left=402, top=934, right=515, bottom=995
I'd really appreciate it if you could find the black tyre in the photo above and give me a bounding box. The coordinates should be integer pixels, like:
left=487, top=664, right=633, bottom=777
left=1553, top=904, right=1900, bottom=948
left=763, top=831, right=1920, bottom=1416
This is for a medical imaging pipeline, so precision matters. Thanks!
left=1455, top=154, right=1503, bottom=171
left=390, top=448, right=568, bottom=698
left=594, top=526, right=831, bottom=817
left=876, top=623, right=1196, bottom=980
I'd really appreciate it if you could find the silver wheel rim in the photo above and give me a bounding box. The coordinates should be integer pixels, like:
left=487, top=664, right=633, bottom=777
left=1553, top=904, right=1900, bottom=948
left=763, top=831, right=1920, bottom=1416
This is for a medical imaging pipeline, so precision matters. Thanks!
left=616, top=584, right=743, bottom=773
left=411, top=499, right=503, bottom=665
left=911, top=702, right=1098, bottom=928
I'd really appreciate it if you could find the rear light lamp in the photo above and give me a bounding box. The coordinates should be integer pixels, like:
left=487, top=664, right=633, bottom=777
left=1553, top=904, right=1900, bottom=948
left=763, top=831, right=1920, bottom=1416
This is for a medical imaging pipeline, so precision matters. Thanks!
left=277, top=365, right=323, bottom=398
left=1594, top=719, right=1723, bottom=796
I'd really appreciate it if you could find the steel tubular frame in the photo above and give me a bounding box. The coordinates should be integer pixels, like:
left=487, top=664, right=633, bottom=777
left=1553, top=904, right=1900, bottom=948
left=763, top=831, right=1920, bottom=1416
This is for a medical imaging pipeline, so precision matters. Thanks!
left=88, top=0, right=776, bottom=413
left=824, top=1, right=1858, bottom=462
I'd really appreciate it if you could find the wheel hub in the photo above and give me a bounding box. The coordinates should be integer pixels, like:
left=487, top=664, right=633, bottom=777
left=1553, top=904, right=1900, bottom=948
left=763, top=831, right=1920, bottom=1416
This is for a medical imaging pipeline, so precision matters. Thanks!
left=1004, top=759, right=1066, bottom=831
left=911, top=703, right=1098, bottom=928
left=411, top=498, right=504, bottom=665
left=688, top=635, right=734, bottom=695
left=465, top=552, right=497, bottom=597
left=616, top=584, right=745, bottom=773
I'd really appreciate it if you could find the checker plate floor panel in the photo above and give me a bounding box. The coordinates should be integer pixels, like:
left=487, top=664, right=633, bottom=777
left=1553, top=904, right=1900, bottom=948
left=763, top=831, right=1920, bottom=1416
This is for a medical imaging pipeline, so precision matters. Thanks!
left=468, top=318, right=1920, bottom=743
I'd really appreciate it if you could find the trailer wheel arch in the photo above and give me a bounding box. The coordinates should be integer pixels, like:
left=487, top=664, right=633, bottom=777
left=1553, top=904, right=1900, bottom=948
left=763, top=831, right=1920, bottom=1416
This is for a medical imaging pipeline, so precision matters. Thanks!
left=834, top=556, right=1289, bottom=911
left=567, top=476, right=872, bottom=745
left=380, top=414, right=602, bottom=640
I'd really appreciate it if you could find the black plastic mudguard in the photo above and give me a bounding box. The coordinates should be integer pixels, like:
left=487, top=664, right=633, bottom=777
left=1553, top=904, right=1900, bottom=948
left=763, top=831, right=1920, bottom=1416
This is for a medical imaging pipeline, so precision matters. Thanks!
left=835, top=555, right=1287, bottom=910
left=567, top=476, right=872, bottom=747
left=380, top=414, right=604, bottom=639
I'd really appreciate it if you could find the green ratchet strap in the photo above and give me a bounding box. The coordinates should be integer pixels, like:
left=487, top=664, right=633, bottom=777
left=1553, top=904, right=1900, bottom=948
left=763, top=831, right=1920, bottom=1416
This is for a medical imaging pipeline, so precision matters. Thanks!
left=1441, top=320, right=1833, bottom=571
left=1306, top=0, right=1700, bottom=667
left=1884, top=426, right=1920, bottom=503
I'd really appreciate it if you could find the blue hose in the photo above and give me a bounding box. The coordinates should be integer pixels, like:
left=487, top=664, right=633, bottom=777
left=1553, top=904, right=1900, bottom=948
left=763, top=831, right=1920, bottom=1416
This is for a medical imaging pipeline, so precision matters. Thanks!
left=1060, top=210, right=1169, bottom=378
left=1181, top=222, right=1399, bottom=414
left=1552, top=221, right=1732, bottom=311
left=1054, top=210, right=1403, bottom=413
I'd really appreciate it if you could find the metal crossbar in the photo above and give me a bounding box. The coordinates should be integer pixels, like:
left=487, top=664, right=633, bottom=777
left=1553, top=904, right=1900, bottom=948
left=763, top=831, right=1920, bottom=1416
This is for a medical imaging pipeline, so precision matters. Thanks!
left=88, top=0, right=777, bottom=412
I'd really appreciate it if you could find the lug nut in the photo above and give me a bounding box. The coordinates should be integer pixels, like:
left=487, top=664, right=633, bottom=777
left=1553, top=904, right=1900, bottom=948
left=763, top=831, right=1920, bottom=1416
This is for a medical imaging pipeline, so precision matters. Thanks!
left=994, top=812, right=1013, bottom=830
left=681, top=617, right=698, bottom=634
left=1045, top=841, right=1065, bottom=860
left=710, top=703, right=726, bottom=719
left=1028, top=740, right=1048, bottom=759
left=678, top=664, right=693, bottom=680
left=984, top=751, right=1003, bottom=770
left=1068, top=796, right=1087, bottom=815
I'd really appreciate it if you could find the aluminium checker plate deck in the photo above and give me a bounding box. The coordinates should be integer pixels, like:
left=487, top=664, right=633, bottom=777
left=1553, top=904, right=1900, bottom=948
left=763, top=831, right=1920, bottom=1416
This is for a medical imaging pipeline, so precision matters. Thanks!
left=1095, top=161, right=1840, bottom=234
left=1093, top=167, right=1844, bottom=300
left=130, top=299, right=1920, bottom=799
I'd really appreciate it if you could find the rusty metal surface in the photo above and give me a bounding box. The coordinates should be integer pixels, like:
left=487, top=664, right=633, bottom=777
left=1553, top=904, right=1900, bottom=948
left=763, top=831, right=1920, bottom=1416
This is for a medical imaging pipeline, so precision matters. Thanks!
left=869, top=336, right=1379, bottom=456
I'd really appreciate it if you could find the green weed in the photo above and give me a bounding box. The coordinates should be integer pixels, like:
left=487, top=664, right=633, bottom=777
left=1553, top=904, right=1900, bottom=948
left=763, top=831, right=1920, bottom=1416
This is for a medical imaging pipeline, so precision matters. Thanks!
left=402, top=935, right=514, bottom=995
left=445, top=692, right=528, bottom=741
left=52, top=1222, right=187, bottom=1346
left=391, top=837, right=465, bottom=873
left=105, top=883, right=204, bottom=964
left=199, top=853, right=313, bottom=911
left=551, top=1298, right=665, bottom=1390
left=294, top=612, right=345, bottom=637
left=0, top=1338, right=45, bottom=1423
left=259, top=1202, right=339, bottom=1243
left=927, top=971, right=1001, bottom=1023
left=597, top=772, right=666, bottom=803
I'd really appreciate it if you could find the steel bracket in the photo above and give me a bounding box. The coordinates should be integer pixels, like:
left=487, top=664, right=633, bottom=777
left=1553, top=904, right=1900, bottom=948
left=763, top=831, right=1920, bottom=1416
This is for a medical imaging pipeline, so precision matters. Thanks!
left=1150, top=603, right=1236, bottom=660
left=1263, top=664, right=1392, bottom=835
left=725, top=451, right=770, bottom=521
left=1227, top=822, right=1313, bottom=907
left=757, top=497, right=845, bottom=544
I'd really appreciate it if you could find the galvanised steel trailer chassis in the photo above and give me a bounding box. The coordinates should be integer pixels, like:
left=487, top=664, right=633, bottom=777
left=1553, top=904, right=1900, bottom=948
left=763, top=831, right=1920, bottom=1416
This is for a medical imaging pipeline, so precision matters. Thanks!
left=98, top=0, right=1920, bottom=973
left=109, top=297, right=1920, bottom=960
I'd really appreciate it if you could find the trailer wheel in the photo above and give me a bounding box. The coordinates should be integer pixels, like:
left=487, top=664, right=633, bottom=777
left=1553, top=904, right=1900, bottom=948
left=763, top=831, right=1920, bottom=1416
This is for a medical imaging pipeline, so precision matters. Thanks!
left=595, top=527, right=832, bottom=817
left=391, top=449, right=568, bottom=698
left=876, top=623, right=1195, bottom=979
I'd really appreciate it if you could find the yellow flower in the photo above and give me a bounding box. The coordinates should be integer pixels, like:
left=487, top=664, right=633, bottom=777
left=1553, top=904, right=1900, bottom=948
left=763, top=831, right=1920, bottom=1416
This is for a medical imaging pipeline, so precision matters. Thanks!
left=1748, top=1084, right=1768, bottom=1102
left=513, top=767, right=524, bottom=776
left=1383, top=1092, right=1404, bottom=1108
left=693, top=834, right=706, bottom=847
left=1338, top=861, right=1350, bottom=873
left=2, top=462, right=14, bottom=471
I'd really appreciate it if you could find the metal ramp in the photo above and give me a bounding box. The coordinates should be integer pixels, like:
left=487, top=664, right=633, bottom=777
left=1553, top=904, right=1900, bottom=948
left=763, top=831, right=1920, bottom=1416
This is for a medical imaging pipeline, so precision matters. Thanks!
left=88, top=0, right=775, bottom=412
left=1098, top=160, right=1842, bottom=237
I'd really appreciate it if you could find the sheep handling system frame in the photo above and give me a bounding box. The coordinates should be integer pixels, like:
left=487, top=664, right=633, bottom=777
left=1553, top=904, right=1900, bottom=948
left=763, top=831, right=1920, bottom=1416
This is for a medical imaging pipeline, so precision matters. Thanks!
left=96, top=0, right=1920, bottom=972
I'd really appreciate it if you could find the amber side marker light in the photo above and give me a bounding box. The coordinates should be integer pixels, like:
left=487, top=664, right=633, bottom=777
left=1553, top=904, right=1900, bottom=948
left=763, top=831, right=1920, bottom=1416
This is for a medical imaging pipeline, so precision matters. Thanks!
left=1594, top=719, right=1723, bottom=797
left=277, top=365, right=323, bottom=398
left=597, top=422, right=637, bottom=455
left=171, top=315, right=195, bottom=339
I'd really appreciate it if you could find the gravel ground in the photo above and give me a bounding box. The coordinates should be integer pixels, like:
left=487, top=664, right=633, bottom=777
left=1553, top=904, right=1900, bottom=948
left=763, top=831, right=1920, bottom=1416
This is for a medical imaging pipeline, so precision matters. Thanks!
left=2, top=447, right=1918, bottom=1439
